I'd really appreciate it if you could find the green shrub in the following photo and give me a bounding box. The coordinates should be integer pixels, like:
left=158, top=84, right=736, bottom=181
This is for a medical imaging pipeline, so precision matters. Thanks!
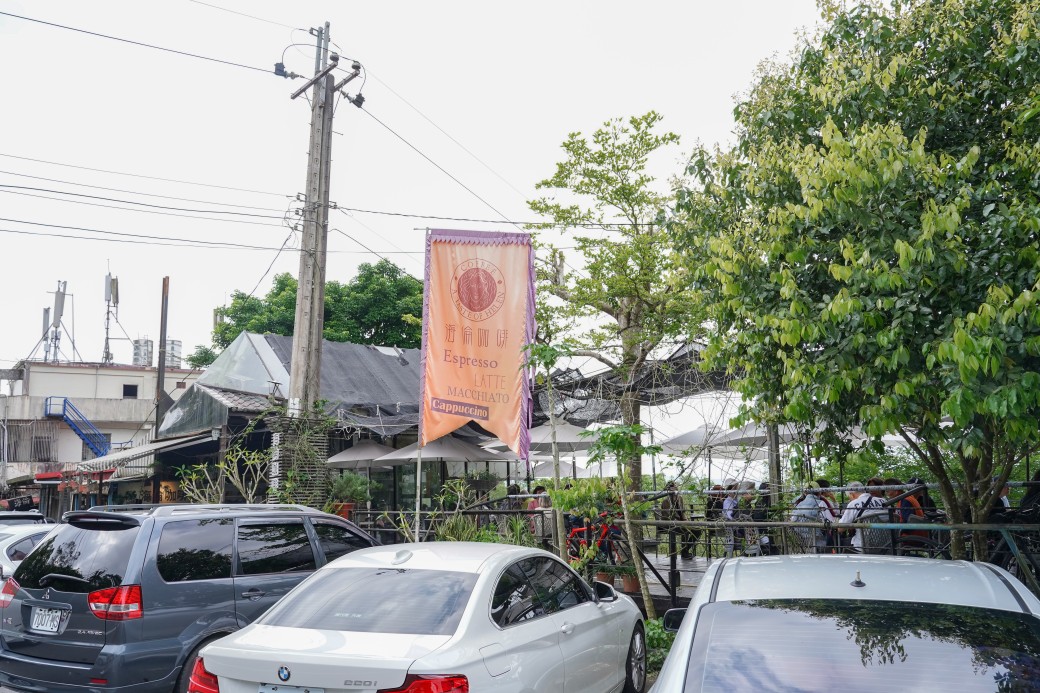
left=645, top=617, right=677, bottom=673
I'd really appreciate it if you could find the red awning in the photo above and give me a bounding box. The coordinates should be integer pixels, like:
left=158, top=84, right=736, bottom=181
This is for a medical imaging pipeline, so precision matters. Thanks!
left=34, top=471, right=63, bottom=481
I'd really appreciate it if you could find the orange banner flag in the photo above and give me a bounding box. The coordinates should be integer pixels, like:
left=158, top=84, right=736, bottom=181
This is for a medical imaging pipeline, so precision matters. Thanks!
left=419, top=230, right=535, bottom=457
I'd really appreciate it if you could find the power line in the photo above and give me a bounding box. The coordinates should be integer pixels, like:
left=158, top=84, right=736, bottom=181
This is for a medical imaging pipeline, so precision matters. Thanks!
left=0, top=11, right=280, bottom=76
left=0, top=169, right=289, bottom=212
left=186, top=0, right=304, bottom=30
left=0, top=185, right=287, bottom=219
left=366, top=68, right=529, bottom=201
left=0, top=216, right=419, bottom=254
left=0, top=189, right=288, bottom=228
left=0, top=152, right=287, bottom=197
left=360, top=107, right=520, bottom=231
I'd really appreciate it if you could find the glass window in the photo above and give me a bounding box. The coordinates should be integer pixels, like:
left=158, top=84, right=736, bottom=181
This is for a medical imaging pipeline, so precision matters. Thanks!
left=525, top=557, right=591, bottom=613
left=683, top=599, right=1040, bottom=692
left=156, top=519, right=233, bottom=582
left=311, top=521, right=372, bottom=564
left=236, top=521, right=316, bottom=575
left=261, top=568, right=477, bottom=636
left=491, top=560, right=547, bottom=627
left=14, top=523, right=140, bottom=592
left=6, top=537, right=34, bottom=562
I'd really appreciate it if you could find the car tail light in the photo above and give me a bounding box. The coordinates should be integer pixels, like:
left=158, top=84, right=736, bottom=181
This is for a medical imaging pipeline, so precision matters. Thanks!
left=0, top=578, right=19, bottom=608
left=187, top=657, right=219, bottom=693
left=378, top=675, right=468, bottom=693
left=87, top=584, right=142, bottom=620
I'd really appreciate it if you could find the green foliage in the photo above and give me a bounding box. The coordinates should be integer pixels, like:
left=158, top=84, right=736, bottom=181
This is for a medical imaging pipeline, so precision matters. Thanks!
left=645, top=617, right=677, bottom=674
left=679, top=0, right=1040, bottom=552
left=528, top=112, right=701, bottom=488
left=212, top=259, right=422, bottom=349
left=184, top=345, right=218, bottom=368
left=329, top=471, right=379, bottom=504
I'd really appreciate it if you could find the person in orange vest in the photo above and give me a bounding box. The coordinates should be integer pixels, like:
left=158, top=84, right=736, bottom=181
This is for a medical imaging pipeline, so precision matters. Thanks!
left=885, top=477, right=926, bottom=538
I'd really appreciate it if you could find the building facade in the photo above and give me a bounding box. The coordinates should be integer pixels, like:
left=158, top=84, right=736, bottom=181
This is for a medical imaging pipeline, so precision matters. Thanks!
left=0, top=360, right=198, bottom=518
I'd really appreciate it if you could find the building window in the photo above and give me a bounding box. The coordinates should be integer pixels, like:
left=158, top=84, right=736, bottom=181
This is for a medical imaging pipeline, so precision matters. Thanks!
left=123, top=384, right=138, bottom=399
left=176, top=381, right=187, bottom=389
left=31, top=435, right=54, bottom=463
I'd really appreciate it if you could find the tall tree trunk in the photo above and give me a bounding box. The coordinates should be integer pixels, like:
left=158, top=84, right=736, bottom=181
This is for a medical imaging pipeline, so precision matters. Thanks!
left=620, top=391, right=642, bottom=492
left=618, top=481, right=656, bottom=620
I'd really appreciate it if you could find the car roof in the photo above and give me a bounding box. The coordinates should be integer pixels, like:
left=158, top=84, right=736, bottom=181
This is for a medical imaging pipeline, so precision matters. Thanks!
left=708, top=554, right=1038, bottom=613
left=0, top=524, right=52, bottom=539
left=326, top=541, right=546, bottom=574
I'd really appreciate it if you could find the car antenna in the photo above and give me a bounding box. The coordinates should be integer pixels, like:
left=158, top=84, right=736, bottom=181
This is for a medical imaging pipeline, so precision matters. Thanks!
left=850, top=571, right=866, bottom=588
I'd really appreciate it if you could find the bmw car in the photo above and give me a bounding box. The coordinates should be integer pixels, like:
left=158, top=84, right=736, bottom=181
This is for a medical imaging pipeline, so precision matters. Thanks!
left=191, top=542, right=647, bottom=693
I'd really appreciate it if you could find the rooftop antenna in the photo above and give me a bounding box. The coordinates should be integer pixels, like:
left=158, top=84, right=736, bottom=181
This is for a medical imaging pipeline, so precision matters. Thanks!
left=102, top=273, right=119, bottom=365
left=41, top=307, right=51, bottom=361
left=49, top=281, right=66, bottom=363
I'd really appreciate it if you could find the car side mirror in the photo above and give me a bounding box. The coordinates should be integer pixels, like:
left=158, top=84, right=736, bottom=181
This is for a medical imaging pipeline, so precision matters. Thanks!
left=662, top=608, right=687, bottom=632
left=593, top=580, right=618, bottom=602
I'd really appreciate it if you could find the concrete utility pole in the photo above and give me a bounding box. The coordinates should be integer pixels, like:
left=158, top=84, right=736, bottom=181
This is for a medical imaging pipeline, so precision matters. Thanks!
left=287, top=23, right=363, bottom=417
left=288, top=24, right=334, bottom=417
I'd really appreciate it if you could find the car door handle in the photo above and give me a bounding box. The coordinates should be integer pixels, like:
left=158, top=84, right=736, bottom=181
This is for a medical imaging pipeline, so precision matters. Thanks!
left=560, top=622, right=575, bottom=635
left=241, top=589, right=266, bottom=601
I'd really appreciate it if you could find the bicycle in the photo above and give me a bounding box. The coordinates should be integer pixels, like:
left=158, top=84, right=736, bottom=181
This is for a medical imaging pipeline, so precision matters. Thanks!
left=566, top=510, right=628, bottom=566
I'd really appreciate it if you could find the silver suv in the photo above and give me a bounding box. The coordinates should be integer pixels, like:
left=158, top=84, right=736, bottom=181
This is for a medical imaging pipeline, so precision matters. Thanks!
left=0, top=504, right=377, bottom=693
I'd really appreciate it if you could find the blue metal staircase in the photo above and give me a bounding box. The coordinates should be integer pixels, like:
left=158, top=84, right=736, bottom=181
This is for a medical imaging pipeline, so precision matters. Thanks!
left=44, top=397, right=111, bottom=458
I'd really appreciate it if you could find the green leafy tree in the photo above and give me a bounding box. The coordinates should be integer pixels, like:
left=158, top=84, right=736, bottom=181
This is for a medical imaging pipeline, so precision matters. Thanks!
left=184, top=345, right=218, bottom=368
left=529, top=111, right=698, bottom=490
left=679, top=0, right=1040, bottom=557
left=212, top=260, right=422, bottom=349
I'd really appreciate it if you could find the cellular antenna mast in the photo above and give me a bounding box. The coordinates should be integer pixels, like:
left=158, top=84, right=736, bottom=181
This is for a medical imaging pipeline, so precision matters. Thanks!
left=102, top=273, right=119, bottom=365
left=48, top=281, right=66, bottom=363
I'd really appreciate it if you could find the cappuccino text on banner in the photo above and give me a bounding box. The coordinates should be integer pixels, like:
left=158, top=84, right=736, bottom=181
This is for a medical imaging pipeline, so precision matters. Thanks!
left=419, top=230, right=534, bottom=458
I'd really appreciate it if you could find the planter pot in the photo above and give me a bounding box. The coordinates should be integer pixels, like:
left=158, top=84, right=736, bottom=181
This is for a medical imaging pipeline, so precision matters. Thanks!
left=596, top=572, right=614, bottom=585
left=621, top=573, right=640, bottom=593
left=331, top=502, right=355, bottom=520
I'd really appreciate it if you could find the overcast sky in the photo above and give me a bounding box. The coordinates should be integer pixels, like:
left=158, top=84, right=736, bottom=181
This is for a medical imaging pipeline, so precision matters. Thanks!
left=0, top=1, right=820, bottom=450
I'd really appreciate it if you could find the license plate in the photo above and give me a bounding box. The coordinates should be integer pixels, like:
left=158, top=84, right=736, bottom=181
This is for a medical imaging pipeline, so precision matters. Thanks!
left=258, top=686, right=324, bottom=693
left=29, top=607, right=63, bottom=633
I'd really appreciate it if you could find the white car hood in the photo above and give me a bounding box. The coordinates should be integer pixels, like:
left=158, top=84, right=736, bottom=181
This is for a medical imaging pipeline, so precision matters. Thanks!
left=203, top=624, right=453, bottom=691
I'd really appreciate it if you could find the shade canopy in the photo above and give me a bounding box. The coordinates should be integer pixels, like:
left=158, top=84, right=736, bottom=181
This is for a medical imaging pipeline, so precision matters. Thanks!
left=713, top=422, right=802, bottom=448
left=374, top=436, right=509, bottom=464
left=659, top=423, right=730, bottom=453
left=327, top=440, right=397, bottom=470
left=530, top=460, right=594, bottom=479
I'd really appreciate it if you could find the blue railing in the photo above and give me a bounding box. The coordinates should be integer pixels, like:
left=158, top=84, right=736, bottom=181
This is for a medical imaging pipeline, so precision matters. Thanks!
left=44, top=397, right=111, bottom=458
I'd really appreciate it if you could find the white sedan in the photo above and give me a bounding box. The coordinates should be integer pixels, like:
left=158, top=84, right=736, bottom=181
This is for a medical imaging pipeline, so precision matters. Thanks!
left=192, top=541, right=646, bottom=693
left=652, top=554, right=1040, bottom=692
left=0, top=524, right=53, bottom=579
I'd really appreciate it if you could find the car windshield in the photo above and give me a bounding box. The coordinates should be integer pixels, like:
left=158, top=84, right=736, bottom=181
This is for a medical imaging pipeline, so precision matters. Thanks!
left=260, top=567, right=477, bottom=636
left=683, top=599, right=1040, bottom=692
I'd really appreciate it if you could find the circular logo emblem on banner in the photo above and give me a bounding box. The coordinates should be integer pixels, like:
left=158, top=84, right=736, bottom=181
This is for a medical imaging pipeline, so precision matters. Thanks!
left=451, top=259, right=506, bottom=321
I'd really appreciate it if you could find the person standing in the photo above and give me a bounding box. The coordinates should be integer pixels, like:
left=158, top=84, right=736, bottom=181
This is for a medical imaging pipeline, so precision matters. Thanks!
left=661, top=481, right=697, bottom=560
left=838, top=480, right=884, bottom=552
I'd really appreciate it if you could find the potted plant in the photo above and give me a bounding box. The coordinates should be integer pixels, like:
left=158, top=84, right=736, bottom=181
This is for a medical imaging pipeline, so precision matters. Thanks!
left=461, top=469, right=500, bottom=497
left=328, top=471, right=378, bottom=520
left=612, top=563, right=640, bottom=593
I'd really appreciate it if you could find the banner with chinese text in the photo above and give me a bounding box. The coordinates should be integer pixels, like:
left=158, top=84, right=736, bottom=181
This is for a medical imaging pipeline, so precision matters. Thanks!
left=419, top=229, right=534, bottom=458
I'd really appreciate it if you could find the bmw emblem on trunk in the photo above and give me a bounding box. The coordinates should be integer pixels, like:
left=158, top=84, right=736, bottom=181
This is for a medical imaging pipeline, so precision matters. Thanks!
left=277, top=667, right=291, bottom=682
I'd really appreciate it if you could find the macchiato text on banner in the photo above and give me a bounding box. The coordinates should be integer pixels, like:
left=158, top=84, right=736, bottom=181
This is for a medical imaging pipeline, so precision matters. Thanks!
left=418, top=229, right=534, bottom=458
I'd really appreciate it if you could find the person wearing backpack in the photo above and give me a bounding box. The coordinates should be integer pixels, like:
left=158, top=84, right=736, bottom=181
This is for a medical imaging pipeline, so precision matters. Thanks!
left=838, top=479, right=886, bottom=552
left=790, top=481, right=826, bottom=552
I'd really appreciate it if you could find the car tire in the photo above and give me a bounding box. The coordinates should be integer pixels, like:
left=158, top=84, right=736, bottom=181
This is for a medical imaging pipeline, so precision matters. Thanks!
left=622, top=623, right=646, bottom=693
left=175, top=638, right=220, bottom=693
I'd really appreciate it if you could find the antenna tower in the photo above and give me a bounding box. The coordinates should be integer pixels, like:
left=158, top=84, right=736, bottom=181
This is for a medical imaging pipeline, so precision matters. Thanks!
left=102, top=273, right=119, bottom=364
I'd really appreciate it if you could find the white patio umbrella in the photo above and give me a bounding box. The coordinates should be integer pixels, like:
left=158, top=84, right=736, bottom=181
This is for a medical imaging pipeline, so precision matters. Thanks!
left=327, top=440, right=396, bottom=470
left=659, top=423, right=729, bottom=453
left=713, top=422, right=801, bottom=448
left=530, top=459, right=593, bottom=479
left=375, top=435, right=514, bottom=539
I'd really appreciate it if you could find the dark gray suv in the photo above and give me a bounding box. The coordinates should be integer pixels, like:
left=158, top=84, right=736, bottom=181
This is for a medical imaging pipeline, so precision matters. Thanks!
left=0, top=504, right=377, bottom=693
